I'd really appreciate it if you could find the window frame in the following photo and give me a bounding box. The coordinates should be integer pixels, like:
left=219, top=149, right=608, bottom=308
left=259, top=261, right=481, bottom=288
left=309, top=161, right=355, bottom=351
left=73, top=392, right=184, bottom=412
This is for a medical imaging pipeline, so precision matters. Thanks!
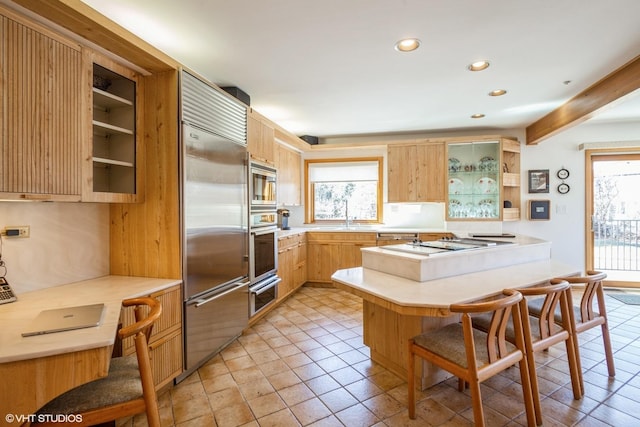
left=304, top=157, right=384, bottom=224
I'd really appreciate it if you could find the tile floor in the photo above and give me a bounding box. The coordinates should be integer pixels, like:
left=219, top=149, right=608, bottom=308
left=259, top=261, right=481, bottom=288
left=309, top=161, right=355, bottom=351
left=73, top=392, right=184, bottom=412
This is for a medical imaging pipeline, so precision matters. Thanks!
left=128, top=286, right=640, bottom=426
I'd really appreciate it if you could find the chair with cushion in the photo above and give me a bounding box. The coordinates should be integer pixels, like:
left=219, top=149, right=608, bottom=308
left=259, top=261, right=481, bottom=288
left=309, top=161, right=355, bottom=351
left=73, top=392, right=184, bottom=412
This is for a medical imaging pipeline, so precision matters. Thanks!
left=472, top=279, right=582, bottom=425
left=33, top=297, right=162, bottom=427
left=408, top=290, right=537, bottom=427
left=528, top=271, right=614, bottom=381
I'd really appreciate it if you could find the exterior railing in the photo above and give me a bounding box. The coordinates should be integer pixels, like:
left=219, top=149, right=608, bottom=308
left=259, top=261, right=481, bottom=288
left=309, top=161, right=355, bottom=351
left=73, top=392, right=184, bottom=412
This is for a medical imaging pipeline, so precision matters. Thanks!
left=594, top=219, right=640, bottom=271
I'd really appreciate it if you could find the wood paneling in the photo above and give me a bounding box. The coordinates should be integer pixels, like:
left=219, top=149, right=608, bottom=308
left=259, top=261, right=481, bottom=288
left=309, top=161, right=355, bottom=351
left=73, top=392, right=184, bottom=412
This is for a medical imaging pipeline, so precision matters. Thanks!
left=306, top=232, right=376, bottom=284
left=110, top=70, right=180, bottom=278
left=526, top=55, right=640, bottom=145
left=0, top=10, right=82, bottom=199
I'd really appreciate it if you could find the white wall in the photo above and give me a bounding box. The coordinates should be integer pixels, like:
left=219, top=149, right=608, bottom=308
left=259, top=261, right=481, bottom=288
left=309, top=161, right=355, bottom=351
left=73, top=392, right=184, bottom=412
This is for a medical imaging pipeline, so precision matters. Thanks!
left=504, top=120, right=640, bottom=271
left=0, top=202, right=109, bottom=293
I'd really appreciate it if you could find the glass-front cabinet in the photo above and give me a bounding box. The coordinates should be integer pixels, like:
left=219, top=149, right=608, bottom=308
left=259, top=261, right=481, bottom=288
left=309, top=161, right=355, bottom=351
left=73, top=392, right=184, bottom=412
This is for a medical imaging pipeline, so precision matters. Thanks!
left=446, top=138, right=520, bottom=221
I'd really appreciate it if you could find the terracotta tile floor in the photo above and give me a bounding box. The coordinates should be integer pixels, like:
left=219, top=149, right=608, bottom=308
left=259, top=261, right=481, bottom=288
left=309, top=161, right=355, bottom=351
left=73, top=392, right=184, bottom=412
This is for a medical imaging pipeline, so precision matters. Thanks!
left=129, top=286, right=640, bottom=426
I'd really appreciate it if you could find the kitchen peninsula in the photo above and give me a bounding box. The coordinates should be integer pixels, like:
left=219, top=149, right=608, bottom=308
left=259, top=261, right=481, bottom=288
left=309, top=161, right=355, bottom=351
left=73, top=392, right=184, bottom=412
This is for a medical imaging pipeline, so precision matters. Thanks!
left=331, top=235, right=579, bottom=389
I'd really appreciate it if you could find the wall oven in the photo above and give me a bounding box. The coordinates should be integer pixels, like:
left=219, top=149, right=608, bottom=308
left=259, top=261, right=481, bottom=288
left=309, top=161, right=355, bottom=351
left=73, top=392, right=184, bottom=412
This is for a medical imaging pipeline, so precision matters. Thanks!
left=250, top=224, right=278, bottom=283
left=249, top=223, right=279, bottom=316
left=250, top=161, right=277, bottom=207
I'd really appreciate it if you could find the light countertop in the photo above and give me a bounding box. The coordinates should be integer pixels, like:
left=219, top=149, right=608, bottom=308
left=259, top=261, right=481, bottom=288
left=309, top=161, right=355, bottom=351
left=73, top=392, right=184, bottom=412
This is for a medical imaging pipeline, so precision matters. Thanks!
left=278, top=226, right=450, bottom=238
left=332, top=260, right=579, bottom=316
left=0, top=275, right=181, bottom=363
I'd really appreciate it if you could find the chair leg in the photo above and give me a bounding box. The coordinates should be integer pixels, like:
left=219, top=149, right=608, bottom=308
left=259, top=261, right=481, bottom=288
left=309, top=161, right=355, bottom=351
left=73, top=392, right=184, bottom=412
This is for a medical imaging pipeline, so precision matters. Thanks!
left=524, top=347, right=543, bottom=425
left=467, top=377, right=485, bottom=427
left=458, top=377, right=466, bottom=392
left=408, top=341, right=416, bottom=420
left=564, top=332, right=583, bottom=399
left=601, top=322, right=616, bottom=377
left=519, top=357, right=542, bottom=426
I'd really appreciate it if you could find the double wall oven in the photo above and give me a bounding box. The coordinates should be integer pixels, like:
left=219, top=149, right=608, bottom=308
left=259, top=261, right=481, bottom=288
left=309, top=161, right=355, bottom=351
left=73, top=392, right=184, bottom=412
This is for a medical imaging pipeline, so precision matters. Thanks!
left=249, top=161, right=280, bottom=317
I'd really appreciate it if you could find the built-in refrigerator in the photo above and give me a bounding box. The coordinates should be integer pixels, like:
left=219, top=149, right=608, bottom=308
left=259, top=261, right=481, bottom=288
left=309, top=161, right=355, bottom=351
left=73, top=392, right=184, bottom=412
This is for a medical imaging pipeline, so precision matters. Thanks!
left=178, top=70, right=249, bottom=380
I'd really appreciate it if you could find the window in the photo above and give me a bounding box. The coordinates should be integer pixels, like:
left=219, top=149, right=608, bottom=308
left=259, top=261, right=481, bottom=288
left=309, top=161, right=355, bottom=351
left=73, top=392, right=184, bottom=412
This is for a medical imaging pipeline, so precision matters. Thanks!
left=305, top=158, right=383, bottom=223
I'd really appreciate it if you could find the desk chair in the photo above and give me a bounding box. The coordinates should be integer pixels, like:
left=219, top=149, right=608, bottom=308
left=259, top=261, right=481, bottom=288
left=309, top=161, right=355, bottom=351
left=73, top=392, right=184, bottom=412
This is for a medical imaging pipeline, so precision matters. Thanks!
left=528, top=271, right=614, bottom=384
left=472, top=279, right=582, bottom=425
left=408, top=290, right=537, bottom=427
left=33, top=297, right=162, bottom=427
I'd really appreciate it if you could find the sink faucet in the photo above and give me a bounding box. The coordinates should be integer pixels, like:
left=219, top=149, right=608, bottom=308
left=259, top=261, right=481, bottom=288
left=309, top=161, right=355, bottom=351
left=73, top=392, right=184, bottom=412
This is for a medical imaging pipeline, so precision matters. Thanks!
left=344, top=200, right=350, bottom=228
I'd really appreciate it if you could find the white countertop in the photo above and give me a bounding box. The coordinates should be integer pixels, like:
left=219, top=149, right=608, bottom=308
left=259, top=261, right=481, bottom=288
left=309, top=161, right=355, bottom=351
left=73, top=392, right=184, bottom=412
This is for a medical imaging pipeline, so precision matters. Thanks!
left=332, top=259, right=579, bottom=311
left=0, top=275, right=181, bottom=363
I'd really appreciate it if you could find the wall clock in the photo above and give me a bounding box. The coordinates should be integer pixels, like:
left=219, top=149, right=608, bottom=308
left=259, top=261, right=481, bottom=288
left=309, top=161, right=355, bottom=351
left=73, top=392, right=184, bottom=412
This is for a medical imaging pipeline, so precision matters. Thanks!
left=557, top=168, right=570, bottom=180
left=557, top=183, right=570, bottom=194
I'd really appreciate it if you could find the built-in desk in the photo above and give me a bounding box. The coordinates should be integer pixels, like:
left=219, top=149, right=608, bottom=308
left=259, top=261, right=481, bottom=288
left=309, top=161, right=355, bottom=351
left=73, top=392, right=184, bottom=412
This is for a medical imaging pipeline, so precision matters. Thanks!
left=0, top=276, right=181, bottom=419
left=332, top=260, right=579, bottom=389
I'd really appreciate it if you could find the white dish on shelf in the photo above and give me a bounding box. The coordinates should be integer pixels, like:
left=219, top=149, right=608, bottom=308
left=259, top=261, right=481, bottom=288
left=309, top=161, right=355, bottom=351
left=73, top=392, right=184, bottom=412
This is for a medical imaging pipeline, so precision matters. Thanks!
left=448, top=178, right=464, bottom=194
left=475, top=177, right=496, bottom=194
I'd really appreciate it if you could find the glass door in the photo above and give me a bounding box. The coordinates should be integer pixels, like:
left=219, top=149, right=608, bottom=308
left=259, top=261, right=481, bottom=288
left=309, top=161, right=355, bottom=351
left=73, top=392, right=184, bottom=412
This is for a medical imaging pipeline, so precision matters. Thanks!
left=587, top=151, right=640, bottom=286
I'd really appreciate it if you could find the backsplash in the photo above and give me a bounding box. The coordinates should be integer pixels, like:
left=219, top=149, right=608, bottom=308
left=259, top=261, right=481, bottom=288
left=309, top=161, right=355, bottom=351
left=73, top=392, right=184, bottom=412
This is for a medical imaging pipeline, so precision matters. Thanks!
left=0, top=202, right=109, bottom=293
left=383, top=202, right=445, bottom=228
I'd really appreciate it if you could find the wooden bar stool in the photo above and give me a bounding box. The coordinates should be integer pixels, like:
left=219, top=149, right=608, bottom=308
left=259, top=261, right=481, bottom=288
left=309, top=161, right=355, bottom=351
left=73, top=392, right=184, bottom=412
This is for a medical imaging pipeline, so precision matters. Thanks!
left=408, top=290, right=537, bottom=427
left=32, top=297, right=162, bottom=427
left=528, top=271, right=614, bottom=387
left=472, top=279, right=582, bottom=425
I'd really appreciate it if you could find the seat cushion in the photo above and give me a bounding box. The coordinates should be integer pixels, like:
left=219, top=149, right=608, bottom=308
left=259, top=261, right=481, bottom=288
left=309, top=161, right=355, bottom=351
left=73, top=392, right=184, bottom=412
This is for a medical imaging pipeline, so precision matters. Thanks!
left=413, top=323, right=516, bottom=368
left=37, top=355, right=142, bottom=415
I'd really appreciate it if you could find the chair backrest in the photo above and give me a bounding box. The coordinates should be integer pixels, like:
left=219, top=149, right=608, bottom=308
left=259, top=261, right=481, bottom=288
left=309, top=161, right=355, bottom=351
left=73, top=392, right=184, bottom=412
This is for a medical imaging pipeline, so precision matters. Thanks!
left=557, top=271, right=607, bottom=323
left=450, top=290, right=524, bottom=364
left=518, top=279, right=571, bottom=339
left=119, top=297, right=162, bottom=425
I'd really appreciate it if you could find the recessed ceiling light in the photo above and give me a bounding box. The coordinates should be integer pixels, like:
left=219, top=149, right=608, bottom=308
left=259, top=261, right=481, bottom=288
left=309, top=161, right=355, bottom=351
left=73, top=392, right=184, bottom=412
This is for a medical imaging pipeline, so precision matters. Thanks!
left=394, top=38, right=420, bottom=52
left=488, top=89, right=507, bottom=96
left=468, top=60, right=490, bottom=71
left=471, top=113, right=485, bottom=119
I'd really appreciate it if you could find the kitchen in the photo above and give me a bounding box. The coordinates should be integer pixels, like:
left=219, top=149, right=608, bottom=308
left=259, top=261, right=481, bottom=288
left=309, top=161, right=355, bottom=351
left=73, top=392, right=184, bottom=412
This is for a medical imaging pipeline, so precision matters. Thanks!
left=1, top=0, right=640, bottom=426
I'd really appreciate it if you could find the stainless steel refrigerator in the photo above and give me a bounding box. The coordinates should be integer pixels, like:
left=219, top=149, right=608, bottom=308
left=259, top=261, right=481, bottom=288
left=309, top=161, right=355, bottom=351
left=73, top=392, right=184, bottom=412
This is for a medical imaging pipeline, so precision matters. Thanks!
left=179, top=70, right=249, bottom=380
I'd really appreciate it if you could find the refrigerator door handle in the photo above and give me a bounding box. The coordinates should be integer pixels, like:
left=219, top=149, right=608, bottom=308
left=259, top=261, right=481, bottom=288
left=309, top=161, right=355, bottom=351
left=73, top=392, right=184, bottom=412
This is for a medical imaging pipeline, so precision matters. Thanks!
left=193, top=281, right=249, bottom=308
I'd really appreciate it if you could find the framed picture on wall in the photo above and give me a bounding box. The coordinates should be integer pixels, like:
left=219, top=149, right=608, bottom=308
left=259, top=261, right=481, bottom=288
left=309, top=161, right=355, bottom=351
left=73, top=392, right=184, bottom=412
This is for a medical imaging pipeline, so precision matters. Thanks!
left=528, top=199, right=551, bottom=220
left=528, top=169, right=550, bottom=193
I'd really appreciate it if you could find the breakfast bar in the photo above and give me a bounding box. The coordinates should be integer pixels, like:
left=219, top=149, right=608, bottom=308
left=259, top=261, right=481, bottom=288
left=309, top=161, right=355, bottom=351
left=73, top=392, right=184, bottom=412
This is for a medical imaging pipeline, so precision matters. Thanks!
left=331, top=236, right=579, bottom=389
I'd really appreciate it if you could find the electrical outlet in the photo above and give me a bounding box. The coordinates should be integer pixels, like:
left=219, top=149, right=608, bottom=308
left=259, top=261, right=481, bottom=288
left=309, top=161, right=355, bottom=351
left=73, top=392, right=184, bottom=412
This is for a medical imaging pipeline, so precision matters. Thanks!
left=2, top=226, right=30, bottom=238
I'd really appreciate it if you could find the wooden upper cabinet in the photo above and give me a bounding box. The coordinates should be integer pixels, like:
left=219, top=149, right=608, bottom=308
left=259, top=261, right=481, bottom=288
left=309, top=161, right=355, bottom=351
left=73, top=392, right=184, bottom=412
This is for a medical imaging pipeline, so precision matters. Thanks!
left=276, top=143, right=301, bottom=205
left=0, top=10, right=83, bottom=201
left=83, top=49, right=143, bottom=203
left=247, top=111, right=275, bottom=164
left=388, top=142, right=446, bottom=202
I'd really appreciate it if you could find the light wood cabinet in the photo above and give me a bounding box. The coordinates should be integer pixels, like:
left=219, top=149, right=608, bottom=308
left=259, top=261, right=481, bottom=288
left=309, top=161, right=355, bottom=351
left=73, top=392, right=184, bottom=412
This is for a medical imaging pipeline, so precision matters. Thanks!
left=277, top=232, right=307, bottom=301
left=83, top=50, right=143, bottom=203
left=0, top=8, right=82, bottom=201
left=388, top=142, right=446, bottom=203
left=306, top=232, right=377, bottom=284
left=121, top=284, right=182, bottom=389
left=276, top=144, right=302, bottom=205
left=248, top=111, right=275, bottom=164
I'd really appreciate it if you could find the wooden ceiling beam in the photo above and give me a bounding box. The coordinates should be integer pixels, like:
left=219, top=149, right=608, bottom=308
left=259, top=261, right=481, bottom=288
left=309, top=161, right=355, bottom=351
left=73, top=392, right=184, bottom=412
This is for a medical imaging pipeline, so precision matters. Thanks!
left=526, top=55, right=640, bottom=145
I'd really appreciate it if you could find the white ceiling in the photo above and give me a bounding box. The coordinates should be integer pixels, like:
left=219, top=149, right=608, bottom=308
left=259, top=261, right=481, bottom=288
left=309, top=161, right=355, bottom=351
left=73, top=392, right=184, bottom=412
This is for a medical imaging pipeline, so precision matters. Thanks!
left=81, top=0, right=640, bottom=139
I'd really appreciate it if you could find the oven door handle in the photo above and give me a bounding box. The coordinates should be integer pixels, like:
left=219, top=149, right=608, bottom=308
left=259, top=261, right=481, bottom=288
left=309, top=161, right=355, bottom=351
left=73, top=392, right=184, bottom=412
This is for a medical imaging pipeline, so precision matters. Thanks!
left=251, top=226, right=278, bottom=236
left=251, top=277, right=281, bottom=296
left=193, top=281, right=249, bottom=308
